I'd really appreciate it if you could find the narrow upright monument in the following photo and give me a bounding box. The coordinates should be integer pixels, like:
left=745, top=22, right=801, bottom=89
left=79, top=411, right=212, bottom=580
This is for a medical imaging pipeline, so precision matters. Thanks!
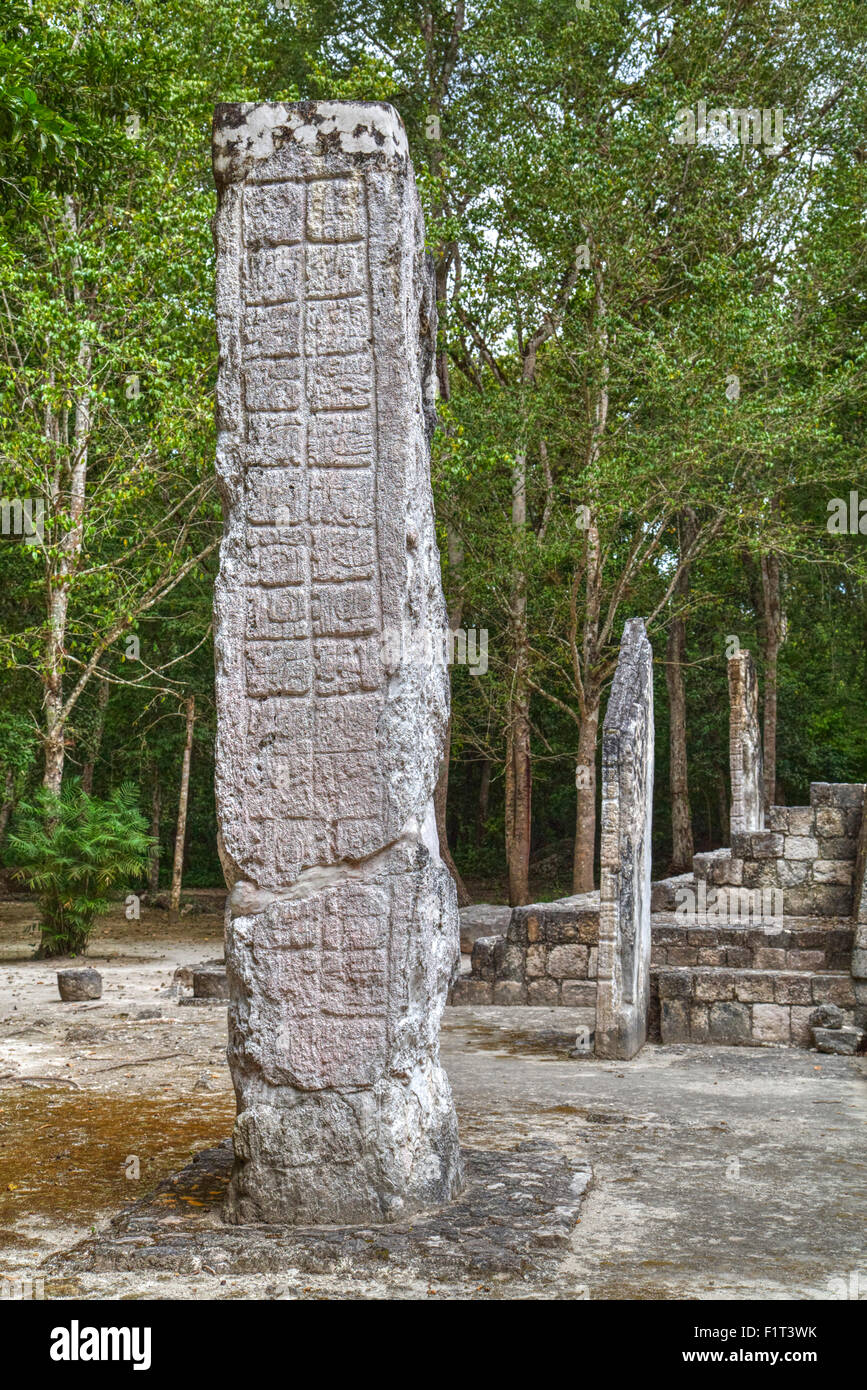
left=595, top=618, right=654, bottom=1060
left=212, top=101, right=462, bottom=1224
left=727, top=649, right=763, bottom=835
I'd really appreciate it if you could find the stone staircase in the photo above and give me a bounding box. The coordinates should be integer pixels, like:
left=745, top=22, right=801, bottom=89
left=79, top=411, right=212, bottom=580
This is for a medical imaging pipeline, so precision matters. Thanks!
left=451, top=782, right=866, bottom=1053
left=649, top=915, right=855, bottom=1047
left=647, top=782, right=863, bottom=1049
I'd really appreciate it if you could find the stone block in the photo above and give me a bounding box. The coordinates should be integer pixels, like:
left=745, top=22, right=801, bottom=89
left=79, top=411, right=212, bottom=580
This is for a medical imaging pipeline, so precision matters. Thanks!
left=689, top=1003, right=710, bottom=1042
left=697, top=947, right=727, bottom=966
left=752, top=1004, right=790, bottom=1044
left=746, top=832, right=785, bottom=859
left=784, top=836, right=819, bottom=860
left=787, top=807, right=816, bottom=836
left=790, top=1006, right=815, bottom=1047
left=449, top=978, right=494, bottom=1006
left=716, top=857, right=744, bottom=887
left=561, top=980, right=597, bottom=1008
left=577, top=914, right=599, bottom=945
left=708, top=1002, right=751, bottom=1044
left=735, top=974, right=774, bottom=1003
left=528, top=979, right=560, bottom=1006
left=773, top=974, right=812, bottom=1005
left=820, top=836, right=858, bottom=860
left=493, top=980, right=526, bottom=1006
left=193, top=967, right=229, bottom=999
left=668, top=946, right=699, bottom=967
left=660, top=999, right=689, bottom=1043
left=813, top=976, right=855, bottom=1007
left=812, top=860, right=853, bottom=885
left=495, top=939, right=526, bottom=983
left=470, top=935, right=499, bottom=980
left=812, top=1026, right=862, bottom=1055
left=776, top=859, right=809, bottom=887
left=694, top=971, right=735, bottom=1002
left=753, top=947, right=786, bottom=969
left=815, top=808, right=848, bottom=838
left=657, top=970, right=693, bottom=1000
left=57, top=968, right=102, bottom=1002
left=809, top=1003, right=844, bottom=1029
left=725, top=946, right=752, bottom=968
left=547, top=944, right=589, bottom=980
left=785, top=949, right=825, bottom=970
left=525, top=944, right=547, bottom=979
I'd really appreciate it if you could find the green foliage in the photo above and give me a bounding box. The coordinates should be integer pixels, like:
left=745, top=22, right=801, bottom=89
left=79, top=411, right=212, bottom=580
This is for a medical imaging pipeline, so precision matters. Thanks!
left=6, top=782, right=152, bottom=956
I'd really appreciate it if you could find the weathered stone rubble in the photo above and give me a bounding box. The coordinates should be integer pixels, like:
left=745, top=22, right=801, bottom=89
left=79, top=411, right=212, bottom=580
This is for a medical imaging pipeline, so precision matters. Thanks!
left=212, top=100, right=462, bottom=1224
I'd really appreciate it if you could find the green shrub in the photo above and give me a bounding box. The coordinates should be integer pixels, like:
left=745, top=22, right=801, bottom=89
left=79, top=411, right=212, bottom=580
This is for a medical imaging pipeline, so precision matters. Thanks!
left=6, top=781, right=152, bottom=957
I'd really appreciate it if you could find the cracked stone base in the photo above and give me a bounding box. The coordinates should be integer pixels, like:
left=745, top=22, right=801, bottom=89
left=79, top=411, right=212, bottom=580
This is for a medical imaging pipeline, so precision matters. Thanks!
left=225, top=1067, right=464, bottom=1224
left=48, top=1140, right=591, bottom=1285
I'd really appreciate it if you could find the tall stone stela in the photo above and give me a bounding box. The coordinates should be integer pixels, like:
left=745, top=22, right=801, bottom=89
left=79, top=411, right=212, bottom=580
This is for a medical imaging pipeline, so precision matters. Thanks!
left=212, top=101, right=463, bottom=1224
left=727, top=650, right=763, bottom=835
left=595, top=619, right=654, bottom=1060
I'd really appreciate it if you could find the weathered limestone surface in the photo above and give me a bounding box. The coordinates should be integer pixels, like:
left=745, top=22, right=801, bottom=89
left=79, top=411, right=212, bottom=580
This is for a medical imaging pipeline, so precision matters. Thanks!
left=850, top=793, right=867, bottom=1028
left=212, top=101, right=462, bottom=1224
left=595, top=618, right=654, bottom=1059
left=728, top=650, right=763, bottom=834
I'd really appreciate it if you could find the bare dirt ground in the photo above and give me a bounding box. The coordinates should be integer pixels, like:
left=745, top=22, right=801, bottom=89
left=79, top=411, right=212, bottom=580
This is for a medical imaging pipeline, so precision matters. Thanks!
left=0, top=894, right=865, bottom=1301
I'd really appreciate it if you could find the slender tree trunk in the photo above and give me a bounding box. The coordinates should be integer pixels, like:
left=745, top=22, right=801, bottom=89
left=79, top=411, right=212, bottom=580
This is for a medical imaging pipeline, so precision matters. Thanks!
left=572, top=699, right=600, bottom=893
left=434, top=711, right=470, bottom=906
left=476, top=759, right=491, bottom=846
left=170, top=696, right=195, bottom=916
left=0, top=768, right=14, bottom=850
left=434, top=527, right=470, bottom=905
left=665, top=509, right=697, bottom=871
left=505, top=447, right=531, bottom=906
left=81, top=676, right=109, bottom=794
left=571, top=253, right=609, bottom=895
left=759, top=549, right=784, bottom=813
left=715, top=769, right=729, bottom=847
left=148, top=769, right=161, bottom=898
left=42, top=197, right=92, bottom=795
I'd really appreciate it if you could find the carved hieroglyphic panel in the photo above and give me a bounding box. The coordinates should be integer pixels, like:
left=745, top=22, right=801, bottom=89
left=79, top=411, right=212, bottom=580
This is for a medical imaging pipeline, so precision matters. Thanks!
left=236, top=174, right=386, bottom=889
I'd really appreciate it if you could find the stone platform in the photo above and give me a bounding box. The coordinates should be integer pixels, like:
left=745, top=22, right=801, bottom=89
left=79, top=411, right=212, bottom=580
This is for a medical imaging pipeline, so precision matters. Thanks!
left=48, top=1139, right=591, bottom=1286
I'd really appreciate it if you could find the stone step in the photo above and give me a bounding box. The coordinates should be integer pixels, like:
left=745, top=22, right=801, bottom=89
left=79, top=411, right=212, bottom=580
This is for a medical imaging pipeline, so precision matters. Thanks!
left=651, top=918, right=852, bottom=973
left=652, top=966, right=856, bottom=1047
left=449, top=974, right=597, bottom=1008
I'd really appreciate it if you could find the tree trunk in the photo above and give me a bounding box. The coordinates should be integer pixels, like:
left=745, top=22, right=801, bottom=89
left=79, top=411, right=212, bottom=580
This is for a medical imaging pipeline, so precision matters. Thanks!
left=434, top=711, right=470, bottom=906
left=476, top=759, right=491, bottom=846
left=170, top=696, right=195, bottom=916
left=81, top=676, right=109, bottom=794
left=665, top=509, right=697, bottom=871
left=505, top=447, right=531, bottom=907
left=0, top=768, right=14, bottom=850
left=434, top=526, right=470, bottom=906
left=148, top=769, right=161, bottom=897
left=572, top=699, right=600, bottom=893
left=716, top=769, right=729, bottom=848
left=42, top=197, right=92, bottom=795
left=505, top=685, right=532, bottom=906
